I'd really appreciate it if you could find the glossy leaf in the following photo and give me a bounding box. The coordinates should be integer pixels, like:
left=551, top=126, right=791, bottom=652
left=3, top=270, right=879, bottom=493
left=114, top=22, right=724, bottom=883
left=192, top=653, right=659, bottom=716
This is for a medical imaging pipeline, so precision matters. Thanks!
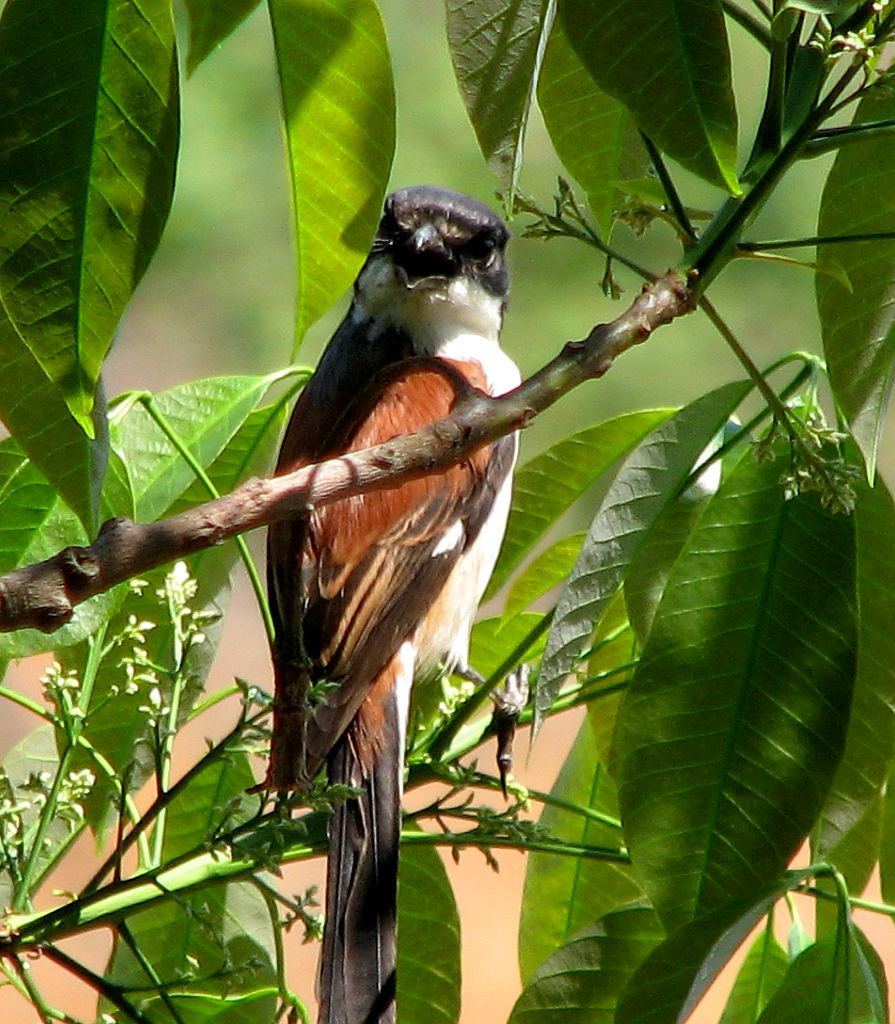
left=518, top=718, right=641, bottom=981
left=0, top=0, right=178, bottom=429
left=0, top=442, right=133, bottom=658
left=397, top=840, right=462, bottom=1024
left=269, top=0, right=395, bottom=346
left=0, top=313, right=108, bottom=531
left=813, top=477, right=895, bottom=877
left=816, top=88, right=895, bottom=478
left=487, top=409, right=673, bottom=599
left=184, top=0, right=262, bottom=73
left=110, top=374, right=278, bottom=522
left=617, top=450, right=856, bottom=931
left=720, top=924, right=788, bottom=1024
left=510, top=904, right=664, bottom=1024
left=559, top=0, right=740, bottom=194
left=756, top=925, right=887, bottom=1024
left=104, top=754, right=278, bottom=1024
left=537, top=16, right=647, bottom=237
left=505, top=532, right=585, bottom=617
left=536, top=381, right=750, bottom=728
left=617, top=877, right=806, bottom=1024
left=447, top=0, right=554, bottom=205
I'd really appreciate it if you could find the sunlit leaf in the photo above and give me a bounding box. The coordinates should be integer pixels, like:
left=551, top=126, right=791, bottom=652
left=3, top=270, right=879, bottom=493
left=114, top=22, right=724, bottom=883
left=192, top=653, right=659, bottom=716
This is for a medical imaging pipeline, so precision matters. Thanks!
left=720, top=923, right=788, bottom=1024
left=816, top=88, right=895, bottom=478
left=505, top=532, right=585, bottom=617
left=518, top=718, right=641, bottom=981
left=184, top=0, right=262, bottom=73
left=510, top=904, right=664, bottom=1024
left=488, top=409, right=673, bottom=599
left=559, top=0, right=740, bottom=194
left=536, top=381, right=750, bottom=730
left=0, top=0, right=178, bottom=430
left=398, top=839, right=461, bottom=1024
left=269, top=0, right=395, bottom=346
left=617, top=450, right=856, bottom=931
left=447, top=0, right=554, bottom=206
left=537, top=16, right=647, bottom=237
left=0, top=442, right=133, bottom=658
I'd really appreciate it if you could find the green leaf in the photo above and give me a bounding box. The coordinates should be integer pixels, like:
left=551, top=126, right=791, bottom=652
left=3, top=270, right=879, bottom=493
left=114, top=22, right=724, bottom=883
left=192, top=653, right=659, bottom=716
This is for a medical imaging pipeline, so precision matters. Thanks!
left=505, top=532, right=585, bottom=617
left=617, top=450, right=856, bottom=931
left=510, top=904, right=664, bottom=1024
left=0, top=0, right=179, bottom=430
left=111, top=374, right=278, bottom=522
left=104, top=755, right=278, bottom=1024
left=559, top=0, right=740, bottom=194
left=536, top=381, right=750, bottom=729
left=756, top=925, right=888, bottom=1024
left=446, top=0, right=554, bottom=205
left=397, top=840, right=461, bottom=1024
left=881, top=765, right=895, bottom=906
left=816, top=88, right=895, bottom=478
left=812, top=477, right=895, bottom=881
left=0, top=441, right=133, bottom=658
left=537, top=16, right=647, bottom=237
left=269, top=0, right=395, bottom=346
left=616, top=879, right=804, bottom=1024
left=488, top=409, right=674, bottom=599
left=184, top=0, right=263, bottom=74
left=518, top=718, right=642, bottom=981
left=720, top=923, right=789, bottom=1024
left=0, top=313, right=108, bottom=531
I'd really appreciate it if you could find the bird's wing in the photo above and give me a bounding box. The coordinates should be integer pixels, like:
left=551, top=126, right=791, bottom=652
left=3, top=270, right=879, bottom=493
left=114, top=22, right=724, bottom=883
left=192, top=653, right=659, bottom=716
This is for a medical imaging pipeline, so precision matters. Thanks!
left=265, top=355, right=514, bottom=786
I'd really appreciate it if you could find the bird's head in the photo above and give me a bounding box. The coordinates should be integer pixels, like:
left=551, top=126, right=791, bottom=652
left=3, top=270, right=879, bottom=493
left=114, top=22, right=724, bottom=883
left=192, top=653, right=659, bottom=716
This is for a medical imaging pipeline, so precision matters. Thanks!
left=354, top=186, right=510, bottom=344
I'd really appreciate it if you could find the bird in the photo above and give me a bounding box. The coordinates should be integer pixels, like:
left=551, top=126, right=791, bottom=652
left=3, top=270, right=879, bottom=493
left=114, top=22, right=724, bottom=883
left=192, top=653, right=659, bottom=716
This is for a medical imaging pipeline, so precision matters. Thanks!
left=263, top=185, right=520, bottom=1024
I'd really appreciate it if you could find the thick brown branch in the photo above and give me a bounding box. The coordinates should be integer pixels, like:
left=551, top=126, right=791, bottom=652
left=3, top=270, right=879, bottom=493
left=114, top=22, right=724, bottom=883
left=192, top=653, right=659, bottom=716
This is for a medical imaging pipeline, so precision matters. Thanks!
left=0, top=271, right=694, bottom=634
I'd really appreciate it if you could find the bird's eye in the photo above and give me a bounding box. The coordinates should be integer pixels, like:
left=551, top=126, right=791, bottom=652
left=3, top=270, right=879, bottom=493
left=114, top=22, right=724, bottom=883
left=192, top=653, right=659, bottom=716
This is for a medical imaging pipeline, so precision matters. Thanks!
left=464, top=233, right=498, bottom=260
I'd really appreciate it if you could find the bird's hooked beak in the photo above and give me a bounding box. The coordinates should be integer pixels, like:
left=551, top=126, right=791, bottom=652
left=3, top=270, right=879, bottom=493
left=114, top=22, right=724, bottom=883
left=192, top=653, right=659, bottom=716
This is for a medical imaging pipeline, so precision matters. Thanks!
left=395, top=223, right=456, bottom=288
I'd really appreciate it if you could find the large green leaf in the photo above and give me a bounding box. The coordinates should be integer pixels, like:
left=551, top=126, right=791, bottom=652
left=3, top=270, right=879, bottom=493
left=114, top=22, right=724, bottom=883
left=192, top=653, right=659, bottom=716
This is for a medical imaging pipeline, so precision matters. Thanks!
left=720, top=924, right=788, bottom=1024
left=0, top=0, right=178, bottom=430
left=617, top=450, right=856, bottom=932
left=184, top=0, right=263, bottom=73
left=487, top=409, right=673, bottom=599
left=537, top=16, right=647, bottom=237
left=0, top=313, right=108, bottom=531
left=536, top=381, right=750, bottom=728
left=446, top=0, right=554, bottom=204
left=616, top=879, right=804, bottom=1024
left=510, top=904, right=664, bottom=1024
left=812, top=477, right=895, bottom=879
left=816, top=88, right=895, bottom=478
left=268, top=0, right=395, bottom=347
left=518, top=718, right=642, bottom=981
left=104, top=754, right=278, bottom=1024
left=397, top=840, right=461, bottom=1024
left=756, top=925, right=887, bottom=1024
left=505, top=532, right=585, bottom=617
left=111, top=373, right=279, bottom=522
left=0, top=442, right=133, bottom=658
left=558, top=0, right=740, bottom=194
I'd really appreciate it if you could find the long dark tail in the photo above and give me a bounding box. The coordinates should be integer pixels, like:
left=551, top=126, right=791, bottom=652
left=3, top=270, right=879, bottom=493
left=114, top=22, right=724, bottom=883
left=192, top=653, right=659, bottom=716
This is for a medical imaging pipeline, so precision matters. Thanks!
left=318, top=687, right=403, bottom=1024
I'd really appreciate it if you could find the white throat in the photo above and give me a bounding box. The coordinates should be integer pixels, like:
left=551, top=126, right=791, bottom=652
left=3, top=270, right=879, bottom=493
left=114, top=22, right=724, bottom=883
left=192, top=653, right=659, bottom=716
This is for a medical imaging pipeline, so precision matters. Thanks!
left=353, top=257, right=519, bottom=396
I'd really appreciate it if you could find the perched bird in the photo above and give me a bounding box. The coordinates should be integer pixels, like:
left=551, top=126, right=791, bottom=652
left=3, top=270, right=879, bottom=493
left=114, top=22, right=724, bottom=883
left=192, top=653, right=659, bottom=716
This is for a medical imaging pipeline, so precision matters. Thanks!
left=264, top=186, right=520, bottom=1024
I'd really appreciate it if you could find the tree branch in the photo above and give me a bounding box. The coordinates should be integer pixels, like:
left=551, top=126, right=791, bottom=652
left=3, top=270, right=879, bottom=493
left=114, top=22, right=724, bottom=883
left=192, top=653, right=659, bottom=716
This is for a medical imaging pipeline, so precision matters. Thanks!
left=0, top=271, right=695, bottom=635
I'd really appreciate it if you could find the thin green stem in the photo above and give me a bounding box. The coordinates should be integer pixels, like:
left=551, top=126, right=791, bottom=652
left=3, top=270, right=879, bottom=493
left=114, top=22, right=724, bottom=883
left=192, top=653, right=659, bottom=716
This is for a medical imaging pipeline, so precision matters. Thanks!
left=140, top=395, right=275, bottom=643
left=740, top=230, right=895, bottom=250
left=400, top=828, right=628, bottom=862
left=0, top=685, right=53, bottom=722
left=722, top=0, right=773, bottom=46
left=9, top=954, right=80, bottom=1024
left=804, top=117, right=895, bottom=156
left=640, top=132, right=696, bottom=242
left=40, top=944, right=150, bottom=1024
